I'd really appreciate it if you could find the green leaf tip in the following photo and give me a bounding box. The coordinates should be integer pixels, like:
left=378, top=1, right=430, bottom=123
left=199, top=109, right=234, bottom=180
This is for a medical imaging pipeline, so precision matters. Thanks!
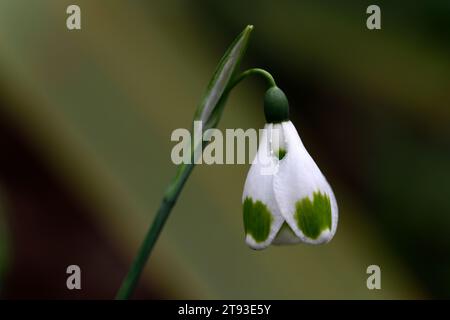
left=193, top=25, right=254, bottom=130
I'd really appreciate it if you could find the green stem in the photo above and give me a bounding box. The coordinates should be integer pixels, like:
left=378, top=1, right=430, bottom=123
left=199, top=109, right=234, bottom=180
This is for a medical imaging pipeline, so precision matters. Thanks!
left=229, top=68, right=276, bottom=91
left=115, top=163, right=194, bottom=300
left=115, top=68, right=276, bottom=300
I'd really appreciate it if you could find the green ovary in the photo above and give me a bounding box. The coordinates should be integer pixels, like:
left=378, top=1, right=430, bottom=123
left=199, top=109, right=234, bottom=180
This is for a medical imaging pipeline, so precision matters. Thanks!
left=294, top=192, right=332, bottom=239
left=243, top=197, right=273, bottom=243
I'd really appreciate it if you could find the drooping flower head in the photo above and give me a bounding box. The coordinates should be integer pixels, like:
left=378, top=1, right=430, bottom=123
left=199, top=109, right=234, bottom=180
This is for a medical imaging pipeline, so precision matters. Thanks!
left=242, top=87, right=338, bottom=249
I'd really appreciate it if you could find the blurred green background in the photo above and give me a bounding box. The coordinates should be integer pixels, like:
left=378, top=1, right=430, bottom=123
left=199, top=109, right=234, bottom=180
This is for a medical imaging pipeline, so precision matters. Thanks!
left=0, top=0, right=449, bottom=299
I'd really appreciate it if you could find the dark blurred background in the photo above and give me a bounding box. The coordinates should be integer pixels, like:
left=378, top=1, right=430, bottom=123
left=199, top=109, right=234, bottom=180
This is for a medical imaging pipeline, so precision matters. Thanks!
left=0, top=0, right=449, bottom=299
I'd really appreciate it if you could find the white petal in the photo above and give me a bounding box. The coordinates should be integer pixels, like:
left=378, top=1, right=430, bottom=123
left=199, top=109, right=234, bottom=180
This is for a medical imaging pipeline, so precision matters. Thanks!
left=273, top=121, right=338, bottom=244
left=242, top=124, right=285, bottom=249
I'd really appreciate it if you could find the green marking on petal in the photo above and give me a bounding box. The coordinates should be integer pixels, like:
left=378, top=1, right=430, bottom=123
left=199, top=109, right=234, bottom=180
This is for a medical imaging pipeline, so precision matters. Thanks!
left=277, top=148, right=286, bottom=160
left=243, top=197, right=273, bottom=243
left=295, top=192, right=332, bottom=239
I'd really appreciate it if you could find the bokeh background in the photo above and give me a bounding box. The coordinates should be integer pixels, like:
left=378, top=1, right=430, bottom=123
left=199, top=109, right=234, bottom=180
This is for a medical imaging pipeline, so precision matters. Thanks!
left=0, top=0, right=449, bottom=299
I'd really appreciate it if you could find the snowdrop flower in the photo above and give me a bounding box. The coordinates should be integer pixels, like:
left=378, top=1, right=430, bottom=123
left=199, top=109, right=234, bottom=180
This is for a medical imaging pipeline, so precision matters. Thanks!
left=243, top=87, right=338, bottom=249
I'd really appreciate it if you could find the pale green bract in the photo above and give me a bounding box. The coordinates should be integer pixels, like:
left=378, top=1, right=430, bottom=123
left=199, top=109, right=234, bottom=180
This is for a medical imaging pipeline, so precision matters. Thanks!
left=242, top=120, right=338, bottom=249
left=193, top=25, right=253, bottom=131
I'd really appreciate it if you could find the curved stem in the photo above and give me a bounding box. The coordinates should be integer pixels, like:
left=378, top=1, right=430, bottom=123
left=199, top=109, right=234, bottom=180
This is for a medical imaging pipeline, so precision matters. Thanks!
left=228, top=68, right=276, bottom=91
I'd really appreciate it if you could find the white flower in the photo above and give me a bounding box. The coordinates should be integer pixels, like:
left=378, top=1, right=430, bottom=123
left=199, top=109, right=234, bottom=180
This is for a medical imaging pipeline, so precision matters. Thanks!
left=242, top=87, right=338, bottom=250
